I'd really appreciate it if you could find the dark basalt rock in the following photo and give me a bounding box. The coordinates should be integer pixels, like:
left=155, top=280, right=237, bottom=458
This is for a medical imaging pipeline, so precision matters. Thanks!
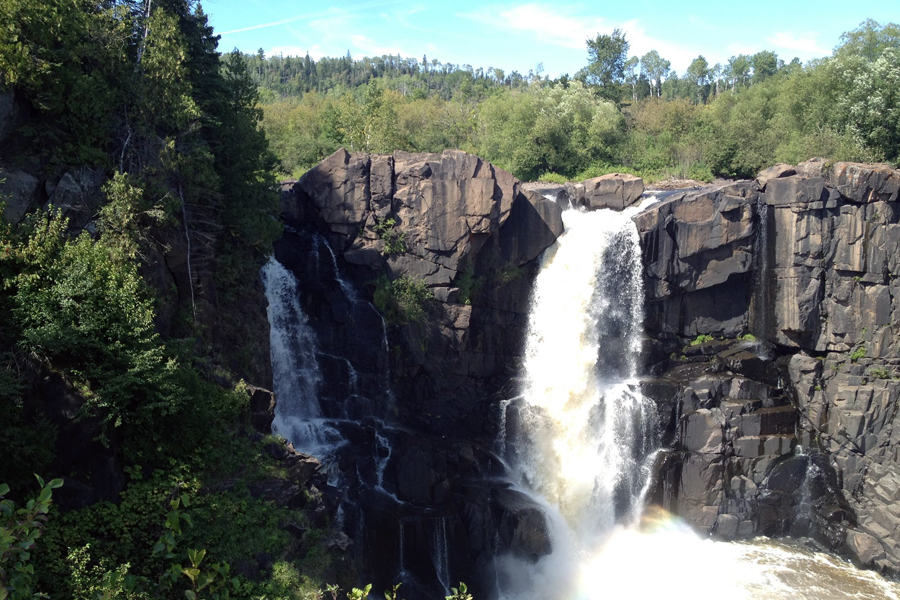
left=638, top=161, right=900, bottom=576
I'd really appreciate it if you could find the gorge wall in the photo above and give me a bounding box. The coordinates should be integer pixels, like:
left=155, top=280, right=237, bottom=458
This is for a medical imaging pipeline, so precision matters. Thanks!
left=634, top=160, right=900, bottom=575
left=277, top=149, right=900, bottom=594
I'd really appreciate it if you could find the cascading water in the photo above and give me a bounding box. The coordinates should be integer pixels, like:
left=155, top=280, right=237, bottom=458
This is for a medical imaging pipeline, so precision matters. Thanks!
left=514, top=203, right=658, bottom=533
left=498, top=202, right=658, bottom=599
left=499, top=200, right=900, bottom=600
left=261, top=257, right=341, bottom=455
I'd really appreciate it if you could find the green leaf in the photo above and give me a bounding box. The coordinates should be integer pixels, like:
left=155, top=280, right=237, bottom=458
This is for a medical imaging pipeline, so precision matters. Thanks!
left=183, top=567, right=200, bottom=583
left=49, top=478, right=63, bottom=489
left=187, top=548, right=206, bottom=567
left=184, top=591, right=197, bottom=600
left=0, top=483, right=10, bottom=496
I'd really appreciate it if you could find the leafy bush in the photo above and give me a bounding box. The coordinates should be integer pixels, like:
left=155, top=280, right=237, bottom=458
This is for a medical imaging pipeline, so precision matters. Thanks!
left=1, top=475, right=63, bottom=600
left=373, top=275, right=433, bottom=325
left=869, top=366, right=890, bottom=379
left=851, top=345, right=867, bottom=363
left=372, top=217, right=407, bottom=255
left=456, top=265, right=481, bottom=306
left=690, top=334, right=715, bottom=346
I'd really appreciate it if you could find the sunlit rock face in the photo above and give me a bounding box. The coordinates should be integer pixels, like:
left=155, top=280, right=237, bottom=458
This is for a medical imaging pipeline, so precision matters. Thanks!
left=635, top=160, right=900, bottom=575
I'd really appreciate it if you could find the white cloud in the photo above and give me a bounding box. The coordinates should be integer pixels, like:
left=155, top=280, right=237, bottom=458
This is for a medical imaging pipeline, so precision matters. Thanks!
left=767, top=32, right=830, bottom=56
left=460, top=4, right=703, bottom=72
left=492, top=4, right=607, bottom=49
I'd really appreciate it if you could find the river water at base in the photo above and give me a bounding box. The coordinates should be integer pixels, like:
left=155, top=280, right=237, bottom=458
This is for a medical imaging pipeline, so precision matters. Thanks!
left=578, top=507, right=900, bottom=600
left=503, top=202, right=900, bottom=600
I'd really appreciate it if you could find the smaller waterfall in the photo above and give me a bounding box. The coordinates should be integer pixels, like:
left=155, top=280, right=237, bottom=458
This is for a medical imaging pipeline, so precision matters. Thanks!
left=752, top=195, right=772, bottom=338
left=433, top=518, right=451, bottom=595
left=262, top=257, right=341, bottom=455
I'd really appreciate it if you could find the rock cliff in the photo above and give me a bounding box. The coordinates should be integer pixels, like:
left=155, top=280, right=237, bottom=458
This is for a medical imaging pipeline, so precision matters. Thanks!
left=636, top=160, right=900, bottom=575
left=277, top=150, right=900, bottom=592
left=278, top=149, right=564, bottom=598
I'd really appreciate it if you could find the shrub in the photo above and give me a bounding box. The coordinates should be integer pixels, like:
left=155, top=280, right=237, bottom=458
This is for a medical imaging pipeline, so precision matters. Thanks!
left=851, top=345, right=867, bottom=363
left=869, top=366, right=890, bottom=379
left=373, top=275, right=432, bottom=325
left=372, top=217, right=407, bottom=256
left=690, top=334, right=715, bottom=346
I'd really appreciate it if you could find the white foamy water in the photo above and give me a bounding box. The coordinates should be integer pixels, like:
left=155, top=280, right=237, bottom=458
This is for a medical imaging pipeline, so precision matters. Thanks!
left=512, top=204, right=658, bottom=538
left=261, top=257, right=341, bottom=455
left=579, top=510, right=900, bottom=600
left=501, top=199, right=900, bottom=600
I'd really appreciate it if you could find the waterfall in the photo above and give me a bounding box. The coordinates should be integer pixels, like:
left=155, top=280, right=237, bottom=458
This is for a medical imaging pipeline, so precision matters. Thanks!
left=498, top=202, right=659, bottom=600
left=261, top=257, right=340, bottom=455
left=512, top=205, right=658, bottom=536
left=433, top=518, right=451, bottom=595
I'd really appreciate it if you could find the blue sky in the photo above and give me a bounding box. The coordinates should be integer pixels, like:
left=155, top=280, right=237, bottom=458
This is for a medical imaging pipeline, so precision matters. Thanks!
left=203, top=1, right=898, bottom=76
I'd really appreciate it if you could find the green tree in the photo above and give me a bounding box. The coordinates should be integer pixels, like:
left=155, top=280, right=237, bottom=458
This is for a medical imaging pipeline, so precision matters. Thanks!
left=640, top=50, right=670, bottom=97
left=686, top=56, right=710, bottom=103
left=584, top=28, right=629, bottom=100
left=751, top=50, right=779, bottom=84
left=624, top=56, right=640, bottom=102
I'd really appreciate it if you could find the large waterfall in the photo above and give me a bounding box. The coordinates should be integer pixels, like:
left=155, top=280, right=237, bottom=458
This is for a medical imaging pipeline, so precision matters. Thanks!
left=500, top=203, right=900, bottom=600
left=514, top=205, right=657, bottom=535
left=499, top=203, right=658, bottom=599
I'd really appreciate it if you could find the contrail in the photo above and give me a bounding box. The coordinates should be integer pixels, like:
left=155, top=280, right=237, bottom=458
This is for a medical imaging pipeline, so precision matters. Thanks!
left=219, top=1, right=401, bottom=35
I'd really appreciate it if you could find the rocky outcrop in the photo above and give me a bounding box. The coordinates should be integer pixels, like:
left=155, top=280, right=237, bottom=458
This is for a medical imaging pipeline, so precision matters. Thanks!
left=637, top=160, right=900, bottom=575
left=0, top=167, right=40, bottom=224
left=277, top=149, right=564, bottom=600
left=522, top=173, right=644, bottom=211
left=281, top=149, right=563, bottom=438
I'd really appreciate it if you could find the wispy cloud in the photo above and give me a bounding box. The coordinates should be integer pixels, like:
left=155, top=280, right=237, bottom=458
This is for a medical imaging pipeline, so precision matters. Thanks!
left=219, top=1, right=401, bottom=36
left=460, top=4, right=702, bottom=72
left=461, top=3, right=606, bottom=49
left=767, top=32, right=830, bottom=56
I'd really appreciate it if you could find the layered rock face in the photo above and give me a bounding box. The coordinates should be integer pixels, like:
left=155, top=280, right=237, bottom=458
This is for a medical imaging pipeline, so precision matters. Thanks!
left=636, top=161, right=900, bottom=574
left=282, top=148, right=563, bottom=438
left=279, top=150, right=900, bottom=587
left=279, top=149, right=564, bottom=598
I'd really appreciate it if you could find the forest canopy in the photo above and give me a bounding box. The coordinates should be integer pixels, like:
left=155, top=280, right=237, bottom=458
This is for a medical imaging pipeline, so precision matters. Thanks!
left=245, top=19, right=900, bottom=182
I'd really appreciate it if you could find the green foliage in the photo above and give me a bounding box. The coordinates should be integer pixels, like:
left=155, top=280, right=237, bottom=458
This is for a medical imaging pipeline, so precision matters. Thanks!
left=851, top=346, right=867, bottom=363
left=690, top=334, right=715, bottom=346
left=446, top=582, right=473, bottom=600
left=373, top=275, right=433, bottom=325
left=456, top=264, right=481, bottom=306
left=3, top=210, right=181, bottom=438
left=0, top=475, right=63, bottom=600
left=869, top=366, right=890, bottom=379
left=740, top=334, right=757, bottom=341
left=583, top=29, right=630, bottom=100
left=372, top=217, right=407, bottom=255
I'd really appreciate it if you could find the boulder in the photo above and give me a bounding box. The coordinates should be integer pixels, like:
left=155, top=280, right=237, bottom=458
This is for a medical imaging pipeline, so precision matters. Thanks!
left=493, top=487, right=552, bottom=561
left=0, top=167, right=39, bottom=224
left=580, top=173, right=644, bottom=211
left=756, top=163, right=796, bottom=190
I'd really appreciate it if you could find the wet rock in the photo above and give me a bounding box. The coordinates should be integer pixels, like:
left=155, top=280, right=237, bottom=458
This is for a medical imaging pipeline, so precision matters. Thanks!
left=492, top=487, right=552, bottom=561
